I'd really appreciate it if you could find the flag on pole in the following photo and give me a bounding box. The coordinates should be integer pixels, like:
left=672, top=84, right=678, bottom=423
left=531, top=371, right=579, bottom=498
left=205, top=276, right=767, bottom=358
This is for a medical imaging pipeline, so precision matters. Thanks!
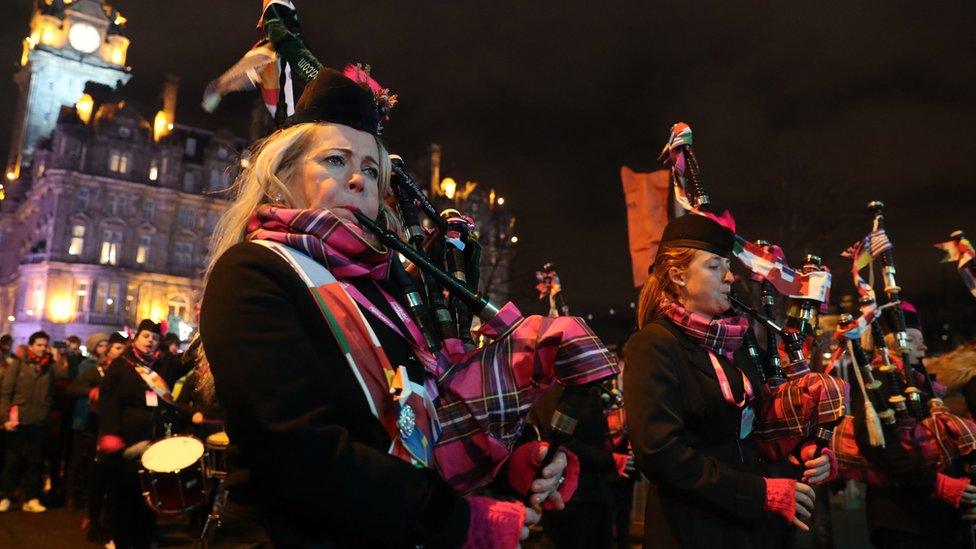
left=935, top=234, right=976, bottom=298
left=620, top=167, right=670, bottom=287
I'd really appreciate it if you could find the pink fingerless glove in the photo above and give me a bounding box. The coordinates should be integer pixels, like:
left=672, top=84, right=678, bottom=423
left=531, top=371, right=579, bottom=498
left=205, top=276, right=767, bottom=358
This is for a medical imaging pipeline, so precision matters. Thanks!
left=764, top=477, right=797, bottom=523
left=462, top=495, right=525, bottom=549
left=933, top=473, right=969, bottom=509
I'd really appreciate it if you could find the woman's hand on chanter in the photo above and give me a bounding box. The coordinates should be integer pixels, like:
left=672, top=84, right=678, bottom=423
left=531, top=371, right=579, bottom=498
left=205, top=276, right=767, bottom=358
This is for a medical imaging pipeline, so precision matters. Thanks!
left=520, top=506, right=541, bottom=542
left=528, top=448, right=567, bottom=509
left=788, top=443, right=832, bottom=485
left=962, top=484, right=976, bottom=507
left=792, top=482, right=815, bottom=531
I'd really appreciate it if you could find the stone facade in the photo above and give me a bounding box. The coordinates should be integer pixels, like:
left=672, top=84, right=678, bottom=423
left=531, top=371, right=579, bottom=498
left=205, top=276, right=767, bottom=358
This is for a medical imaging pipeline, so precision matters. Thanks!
left=0, top=1, right=244, bottom=345
left=0, top=100, right=242, bottom=343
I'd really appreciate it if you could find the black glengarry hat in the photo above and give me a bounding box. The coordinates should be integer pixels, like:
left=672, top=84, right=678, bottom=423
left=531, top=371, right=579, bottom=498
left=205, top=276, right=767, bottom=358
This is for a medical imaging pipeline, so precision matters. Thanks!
left=658, top=214, right=735, bottom=258
left=283, top=64, right=397, bottom=136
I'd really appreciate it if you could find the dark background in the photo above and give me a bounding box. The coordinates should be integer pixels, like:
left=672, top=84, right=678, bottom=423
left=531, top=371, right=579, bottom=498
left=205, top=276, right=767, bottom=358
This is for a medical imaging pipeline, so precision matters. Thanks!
left=1, top=1, right=974, bottom=347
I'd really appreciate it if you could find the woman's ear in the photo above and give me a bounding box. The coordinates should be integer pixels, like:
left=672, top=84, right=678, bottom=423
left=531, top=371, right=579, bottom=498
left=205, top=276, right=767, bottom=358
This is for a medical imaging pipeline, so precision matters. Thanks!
left=667, top=266, right=686, bottom=289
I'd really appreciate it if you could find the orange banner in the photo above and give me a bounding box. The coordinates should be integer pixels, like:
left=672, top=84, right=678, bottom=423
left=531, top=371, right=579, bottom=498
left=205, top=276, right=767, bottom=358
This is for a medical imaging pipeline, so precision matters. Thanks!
left=621, top=167, right=670, bottom=287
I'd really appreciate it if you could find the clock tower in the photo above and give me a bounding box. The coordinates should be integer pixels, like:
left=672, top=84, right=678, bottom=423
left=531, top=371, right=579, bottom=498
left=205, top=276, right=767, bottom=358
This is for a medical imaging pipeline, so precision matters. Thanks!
left=6, top=0, right=131, bottom=182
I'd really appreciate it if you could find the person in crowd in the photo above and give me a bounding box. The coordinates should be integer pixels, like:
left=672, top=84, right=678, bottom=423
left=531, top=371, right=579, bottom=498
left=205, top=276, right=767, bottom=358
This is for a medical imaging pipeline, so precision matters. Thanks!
left=199, top=65, right=571, bottom=547
left=0, top=331, right=66, bottom=513
left=65, top=332, right=109, bottom=510
left=0, top=334, right=14, bottom=478
left=98, top=320, right=191, bottom=548
left=0, top=334, right=12, bottom=359
left=624, top=215, right=833, bottom=548
left=160, top=333, right=181, bottom=358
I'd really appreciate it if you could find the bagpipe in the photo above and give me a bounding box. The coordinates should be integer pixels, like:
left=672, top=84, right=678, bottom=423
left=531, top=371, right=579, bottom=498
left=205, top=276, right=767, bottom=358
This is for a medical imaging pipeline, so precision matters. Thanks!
left=827, top=203, right=976, bottom=486
left=355, top=159, right=620, bottom=492
left=659, top=122, right=848, bottom=463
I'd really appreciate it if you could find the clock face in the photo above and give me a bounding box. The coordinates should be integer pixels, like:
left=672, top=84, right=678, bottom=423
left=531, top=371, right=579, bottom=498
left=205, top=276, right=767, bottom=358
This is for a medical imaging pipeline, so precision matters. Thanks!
left=68, top=23, right=101, bottom=54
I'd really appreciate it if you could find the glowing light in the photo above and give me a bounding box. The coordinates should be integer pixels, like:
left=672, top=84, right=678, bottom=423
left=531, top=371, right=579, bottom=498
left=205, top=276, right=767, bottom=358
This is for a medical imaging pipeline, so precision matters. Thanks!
left=6, top=171, right=16, bottom=181
left=25, top=309, right=34, bottom=317
left=489, top=189, right=496, bottom=206
left=105, top=298, right=114, bottom=306
left=76, top=93, right=94, bottom=124
left=153, top=110, right=171, bottom=142
left=6, top=315, right=14, bottom=322
left=510, top=236, right=518, bottom=244
left=115, top=13, right=128, bottom=26
left=609, top=308, right=616, bottom=315
left=440, top=177, right=457, bottom=200
left=497, top=197, right=505, bottom=206
left=111, top=47, right=125, bottom=66
left=48, top=294, right=74, bottom=323
left=629, top=302, right=635, bottom=309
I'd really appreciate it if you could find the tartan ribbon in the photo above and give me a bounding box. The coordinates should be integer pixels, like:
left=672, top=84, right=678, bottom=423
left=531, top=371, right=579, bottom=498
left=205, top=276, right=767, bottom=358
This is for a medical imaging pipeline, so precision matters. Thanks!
left=661, top=299, right=748, bottom=359
left=247, top=205, right=392, bottom=281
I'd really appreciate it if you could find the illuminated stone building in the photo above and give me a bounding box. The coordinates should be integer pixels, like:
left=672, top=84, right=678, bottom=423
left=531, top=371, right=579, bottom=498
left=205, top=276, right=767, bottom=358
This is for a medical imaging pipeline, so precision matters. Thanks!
left=0, top=0, right=243, bottom=343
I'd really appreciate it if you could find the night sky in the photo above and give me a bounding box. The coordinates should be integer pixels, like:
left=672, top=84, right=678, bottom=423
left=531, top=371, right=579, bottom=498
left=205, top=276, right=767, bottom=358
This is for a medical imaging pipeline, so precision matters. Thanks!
left=1, top=1, right=974, bottom=338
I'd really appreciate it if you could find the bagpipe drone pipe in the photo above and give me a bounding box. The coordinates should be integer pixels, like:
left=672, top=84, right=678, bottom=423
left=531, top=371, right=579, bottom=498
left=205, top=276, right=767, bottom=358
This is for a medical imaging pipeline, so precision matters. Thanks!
left=659, top=122, right=848, bottom=463
left=356, top=163, right=620, bottom=493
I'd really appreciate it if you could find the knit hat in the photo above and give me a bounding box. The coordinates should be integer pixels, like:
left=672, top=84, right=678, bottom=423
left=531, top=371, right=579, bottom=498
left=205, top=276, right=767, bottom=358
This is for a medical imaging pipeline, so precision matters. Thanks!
left=85, top=332, right=110, bottom=352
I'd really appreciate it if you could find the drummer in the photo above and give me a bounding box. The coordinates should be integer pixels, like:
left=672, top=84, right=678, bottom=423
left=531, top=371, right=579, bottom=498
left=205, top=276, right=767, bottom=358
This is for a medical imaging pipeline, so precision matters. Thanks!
left=99, top=319, right=193, bottom=549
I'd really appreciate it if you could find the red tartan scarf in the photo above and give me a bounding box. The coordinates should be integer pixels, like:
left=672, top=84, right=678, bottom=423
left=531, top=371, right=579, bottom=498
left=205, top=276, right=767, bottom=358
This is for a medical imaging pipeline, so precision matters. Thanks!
left=662, top=299, right=749, bottom=358
left=26, top=351, right=52, bottom=372
left=246, top=205, right=392, bottom=280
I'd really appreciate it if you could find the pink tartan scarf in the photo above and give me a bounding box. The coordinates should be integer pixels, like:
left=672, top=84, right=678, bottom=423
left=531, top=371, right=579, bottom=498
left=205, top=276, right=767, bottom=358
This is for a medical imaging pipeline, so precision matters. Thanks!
left=246, top=205, right=392, bottom=280
left=662, top=299, right=749, bottom=358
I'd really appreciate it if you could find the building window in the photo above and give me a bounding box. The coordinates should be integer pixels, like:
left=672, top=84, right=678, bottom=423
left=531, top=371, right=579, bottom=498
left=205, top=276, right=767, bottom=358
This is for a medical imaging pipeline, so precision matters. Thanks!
left=185, top=137, right=197, bottom=156
left=174, top=242, right=193, bottom=267
left=67, top=224, right=85, bottom=256
left=93, top=281, right=120, bottom=314
left=182, top=171, right=195, bottom=193
left=99, top=229, right=123, bottom=265
left=136, top=235, right=151, bottom=265
left=168, top=296, right=188, bottom=320
left=177, top=206, right=195, bottom=228
left=36, top=161, right=45, bottom=178
left=109, top=150, right=130, bottom=174
left=149, top=159, right=159, bottom=181
left=26, top=278, right=45, bottom=316
left=107, top=194, right=124, bottom=216
left=161, top=157, right=169, bottom=176
left=76, top=187, right=89, bottom=211
left=75, top=281, right=88, bottom=313
left=141, top=199, right=155, bottom=221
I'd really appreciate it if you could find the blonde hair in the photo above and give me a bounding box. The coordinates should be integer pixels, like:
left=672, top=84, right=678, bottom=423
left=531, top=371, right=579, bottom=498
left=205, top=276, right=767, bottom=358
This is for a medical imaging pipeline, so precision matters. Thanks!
left=636, top=247, right=699, bottom=329
left=204, top=122, right=395, bottom=281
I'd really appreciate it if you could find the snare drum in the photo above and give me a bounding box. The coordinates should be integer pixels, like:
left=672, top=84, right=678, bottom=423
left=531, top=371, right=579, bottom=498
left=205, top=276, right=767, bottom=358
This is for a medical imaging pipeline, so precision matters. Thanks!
left=140, top=436, right=208, bottom=514
left=205, top=431, right=230, bottom=479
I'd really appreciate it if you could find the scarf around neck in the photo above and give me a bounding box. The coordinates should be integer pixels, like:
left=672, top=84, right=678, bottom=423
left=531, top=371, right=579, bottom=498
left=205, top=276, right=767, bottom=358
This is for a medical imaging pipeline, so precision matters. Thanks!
left=662, top=299, right=749, bottom=359
left=246, top=205, right=392, bottom=280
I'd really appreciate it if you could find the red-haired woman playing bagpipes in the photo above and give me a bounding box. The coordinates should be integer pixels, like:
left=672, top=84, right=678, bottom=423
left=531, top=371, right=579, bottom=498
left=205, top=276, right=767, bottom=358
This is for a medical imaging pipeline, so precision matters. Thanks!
left=625, top=214, right=834, bottom=549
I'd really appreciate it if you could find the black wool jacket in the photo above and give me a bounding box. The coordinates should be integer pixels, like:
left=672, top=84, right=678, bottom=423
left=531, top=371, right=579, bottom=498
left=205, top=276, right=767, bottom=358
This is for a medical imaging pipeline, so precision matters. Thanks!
left=624, top=317, right=792, bottom=549
left=99, top=348, right=191, bottom=445
left=200, top=242, right=470, bottom=548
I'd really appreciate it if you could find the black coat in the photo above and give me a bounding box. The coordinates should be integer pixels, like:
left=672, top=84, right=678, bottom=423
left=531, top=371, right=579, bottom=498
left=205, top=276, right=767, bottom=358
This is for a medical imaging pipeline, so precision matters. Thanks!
left=624, top=317, right=788, bottom=549
left=200, top=242, right=469, bottom=548
left=99, top=349, right=190, bottom=445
